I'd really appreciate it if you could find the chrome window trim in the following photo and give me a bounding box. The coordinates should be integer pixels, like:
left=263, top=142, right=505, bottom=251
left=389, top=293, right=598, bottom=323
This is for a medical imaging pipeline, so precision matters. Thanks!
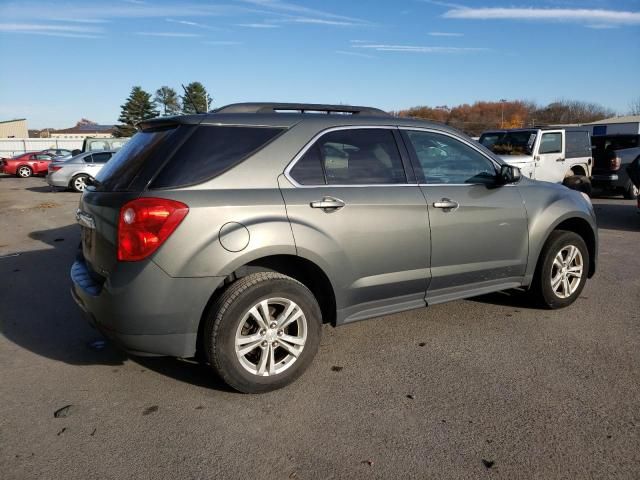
left=283, top=125, right=412, bottom=188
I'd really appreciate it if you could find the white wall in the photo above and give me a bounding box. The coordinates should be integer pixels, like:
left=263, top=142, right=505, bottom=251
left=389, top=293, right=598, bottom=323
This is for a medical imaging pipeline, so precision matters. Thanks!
left=0, top=138, right=83, bottom=158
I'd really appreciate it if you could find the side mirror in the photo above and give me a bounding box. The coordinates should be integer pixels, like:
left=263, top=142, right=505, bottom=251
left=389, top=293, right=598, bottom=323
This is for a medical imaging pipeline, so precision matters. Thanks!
left=498, top=164, right=521, bottom=185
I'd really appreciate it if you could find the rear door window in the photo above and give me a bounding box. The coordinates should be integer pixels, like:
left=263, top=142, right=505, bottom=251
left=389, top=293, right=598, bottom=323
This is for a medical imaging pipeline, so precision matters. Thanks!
left=566, top=131, right=591, bottom=159
left=92, top=152, right=112, bottom=163
left=150, top=125, right=285, bottom=188
left=289, top=128, right=406, bottom=185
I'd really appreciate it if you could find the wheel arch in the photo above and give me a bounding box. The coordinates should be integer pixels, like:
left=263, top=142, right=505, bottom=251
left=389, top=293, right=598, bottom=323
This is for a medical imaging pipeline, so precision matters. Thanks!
left=543, top=216, right=597, bottom=278
left=195, top=254, right=337, bottom=359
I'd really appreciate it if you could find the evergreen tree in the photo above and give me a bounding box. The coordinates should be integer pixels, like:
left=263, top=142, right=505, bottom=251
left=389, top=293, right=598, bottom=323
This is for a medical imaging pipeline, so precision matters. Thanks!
left=181, top=82, right=212, bottom=114
left=154, top=86, right=181, bottom=116
left=114, top=86, right=158, bottom=137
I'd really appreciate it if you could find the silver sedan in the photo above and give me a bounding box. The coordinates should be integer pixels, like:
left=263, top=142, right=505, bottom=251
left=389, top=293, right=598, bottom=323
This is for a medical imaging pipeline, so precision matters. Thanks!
left=47, top=151, right=115, bottom=192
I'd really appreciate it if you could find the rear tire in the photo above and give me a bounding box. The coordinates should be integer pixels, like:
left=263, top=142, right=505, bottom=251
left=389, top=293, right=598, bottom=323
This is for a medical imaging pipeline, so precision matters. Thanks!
left=623, top=180, right=639, bottom=200
left=204, top=272, right=322, bottom=393
left=563, top=175, right=592, bottom=196
left=70, top=174, right=89, bottom=192
left=529, top=231, right=589, bottom=309
left=16, top=165, right=32, bottom=178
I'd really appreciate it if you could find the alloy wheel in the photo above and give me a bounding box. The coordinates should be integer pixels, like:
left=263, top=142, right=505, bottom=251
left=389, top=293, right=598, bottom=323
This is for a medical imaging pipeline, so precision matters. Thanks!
left=73, top=176, right=87, bottom=192
left=18, top=166, right=32, bottom=177
left=234, top=297, right=307, bottom=376
left=550, top=245, right=584, bottom=299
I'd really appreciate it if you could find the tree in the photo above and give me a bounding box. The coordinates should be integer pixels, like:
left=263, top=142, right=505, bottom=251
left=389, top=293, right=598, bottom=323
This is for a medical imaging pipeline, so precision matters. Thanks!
left=154, top=86, right=181, bottom=116
left=181, top=82, right=212, bottom=114
left=630, top=97, right=640, bottom=116
left=114, top=86, right=158, bottom=137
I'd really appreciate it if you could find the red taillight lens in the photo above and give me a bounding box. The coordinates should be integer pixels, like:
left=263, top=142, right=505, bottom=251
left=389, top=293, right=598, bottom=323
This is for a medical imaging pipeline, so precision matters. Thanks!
left=50, top=165, right=62, bottom=172
left=609, top=156, right=621, bottom=171
left=117, top=198, right=188, bottom=261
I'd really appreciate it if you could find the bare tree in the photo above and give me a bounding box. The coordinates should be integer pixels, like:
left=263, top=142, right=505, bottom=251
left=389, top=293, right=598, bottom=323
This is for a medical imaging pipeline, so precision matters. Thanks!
left=630, top=97, right=640, bottom=116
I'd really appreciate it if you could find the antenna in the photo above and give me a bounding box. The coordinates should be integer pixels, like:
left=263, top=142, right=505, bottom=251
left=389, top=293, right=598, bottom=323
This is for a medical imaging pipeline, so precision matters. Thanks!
left=181, top=83, right=202, bottom=114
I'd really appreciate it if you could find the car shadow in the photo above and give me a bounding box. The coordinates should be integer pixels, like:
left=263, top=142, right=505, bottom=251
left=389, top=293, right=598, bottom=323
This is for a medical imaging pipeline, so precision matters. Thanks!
left=466, top=289, right=543, bottom=310
left=25, top=185, right=66, bottom=193
left=0, top=223, right=230, bottom=390
left=593, top=202, right=640, bottom=232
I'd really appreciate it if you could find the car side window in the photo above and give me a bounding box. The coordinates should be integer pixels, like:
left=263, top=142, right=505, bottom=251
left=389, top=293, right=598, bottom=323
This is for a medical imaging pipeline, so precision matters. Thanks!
left=36, top=154, right=50, bottom=160
left=92, top=152, right=112, bottom=163
left=539, top=133, right=562, bottom=154
left=289, top=129, right=406, bottom=185
left=405, top=130, right=497, bottom=184
left=83, top=154, right=94, bottom=163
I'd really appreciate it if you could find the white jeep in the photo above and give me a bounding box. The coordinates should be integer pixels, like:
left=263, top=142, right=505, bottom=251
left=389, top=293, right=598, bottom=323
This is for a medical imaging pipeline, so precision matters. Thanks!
left=479, top=128, right=592, bottom=191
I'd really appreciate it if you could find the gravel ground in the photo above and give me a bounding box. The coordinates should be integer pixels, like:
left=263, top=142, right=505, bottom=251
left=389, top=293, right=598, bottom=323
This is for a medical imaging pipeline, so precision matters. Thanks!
left=1, top=175, right=639, bottom=479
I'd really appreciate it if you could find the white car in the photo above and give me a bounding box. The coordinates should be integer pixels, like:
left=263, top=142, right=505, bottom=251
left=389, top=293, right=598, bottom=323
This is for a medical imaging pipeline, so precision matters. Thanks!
left=479, top=128, right=592, bottom=189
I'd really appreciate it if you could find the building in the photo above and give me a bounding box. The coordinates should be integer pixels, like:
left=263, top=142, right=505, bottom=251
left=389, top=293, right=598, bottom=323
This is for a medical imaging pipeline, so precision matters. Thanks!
left=49, top=123, right=115, bottom=139
left=0, top=119, right=28, bottom=138
left=584, top=115, right=640, bottom=136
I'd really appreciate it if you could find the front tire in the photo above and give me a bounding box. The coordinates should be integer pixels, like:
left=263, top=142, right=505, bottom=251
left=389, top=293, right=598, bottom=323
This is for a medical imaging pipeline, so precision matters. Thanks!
left=530, top=231, right=589, bottom=309
left=204, top=272, right=322, bottom=393
left=16, top=165, right=33, bottom=178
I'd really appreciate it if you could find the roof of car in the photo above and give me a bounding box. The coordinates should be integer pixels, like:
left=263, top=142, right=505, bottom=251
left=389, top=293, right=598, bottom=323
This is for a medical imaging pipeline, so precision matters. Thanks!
left=139, top=102, right=468, bottom=138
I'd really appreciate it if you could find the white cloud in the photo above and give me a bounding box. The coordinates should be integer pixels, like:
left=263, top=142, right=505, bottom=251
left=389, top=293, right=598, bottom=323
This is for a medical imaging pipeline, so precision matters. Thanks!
left=353, top=43, right=486, bottom=53
left=428, top=31, right=464, bottom=36
left=235, top=23, right=280, bottom=28
left=0, top=22, right=104, bottom=38
left=288, top=18, right=358, bottom=26
left=443, top=7, right=640, bottom=26
left=238, top=0, right=368, bottom=24
left=135, top=32, right=201, bottom=37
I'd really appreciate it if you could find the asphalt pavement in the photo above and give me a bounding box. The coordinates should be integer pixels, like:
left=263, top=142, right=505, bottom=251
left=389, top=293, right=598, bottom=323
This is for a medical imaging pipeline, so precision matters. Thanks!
left=1, top=175, right=638, bottom=479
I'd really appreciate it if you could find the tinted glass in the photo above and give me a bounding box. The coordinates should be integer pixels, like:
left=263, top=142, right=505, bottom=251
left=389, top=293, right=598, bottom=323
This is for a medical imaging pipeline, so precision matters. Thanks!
left=406, top=131, right=497, bottom=184
left=299, top=129, right=405, bottom=185
left=92, top=152, right=112, bottom=163
left=95, top=127, right=178, bottom=191
left=565, top=131, right=591, bottom=159
left=36, top=154, right=51, bottom=160
left=151, top=126, right=284, bottom=188
left=482, top=130, right=537, bottom=156
left=289, top=145, right=325, bottom=185
left=539, top=133, right=562, bottom=154
left=83, top=154, right=94, bottom=163
left=89, top=141, right=108, bottom=151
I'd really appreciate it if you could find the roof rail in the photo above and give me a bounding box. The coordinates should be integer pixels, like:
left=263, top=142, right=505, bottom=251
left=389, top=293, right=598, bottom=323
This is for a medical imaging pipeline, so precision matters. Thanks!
left=212, top=102, right=389, bottom=116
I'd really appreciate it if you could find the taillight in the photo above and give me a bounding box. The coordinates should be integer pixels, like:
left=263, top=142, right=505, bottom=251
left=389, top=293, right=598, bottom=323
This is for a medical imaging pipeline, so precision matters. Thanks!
left=609, top=156, right=621, bottom=171
left=117, top=198, right=188, bottom=261
left=50, top=165, right=62, bottom=172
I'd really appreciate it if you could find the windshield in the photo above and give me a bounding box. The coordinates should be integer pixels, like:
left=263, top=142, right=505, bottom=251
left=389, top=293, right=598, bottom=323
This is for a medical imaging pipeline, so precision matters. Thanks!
left=480, top=130, right=537, bottom=156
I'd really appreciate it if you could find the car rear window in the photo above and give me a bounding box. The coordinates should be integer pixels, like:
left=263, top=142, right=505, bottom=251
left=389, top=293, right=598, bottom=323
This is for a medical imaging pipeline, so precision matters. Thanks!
left=150, top=125, right=285, bottom=188
left=94, top=126, right=179, bottom=191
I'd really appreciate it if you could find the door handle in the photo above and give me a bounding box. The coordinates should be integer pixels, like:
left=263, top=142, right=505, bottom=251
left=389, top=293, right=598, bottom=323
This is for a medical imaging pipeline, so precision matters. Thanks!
left=310, top=197, right=345, bottom=211
left=433, top=198, right=459, bottom=210
left=556, top=157, right=565, bottom=162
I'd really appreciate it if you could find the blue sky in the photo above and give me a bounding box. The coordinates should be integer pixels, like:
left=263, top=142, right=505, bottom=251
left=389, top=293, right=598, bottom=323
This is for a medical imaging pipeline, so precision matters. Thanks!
left=0, top=0, right=639, bottom=128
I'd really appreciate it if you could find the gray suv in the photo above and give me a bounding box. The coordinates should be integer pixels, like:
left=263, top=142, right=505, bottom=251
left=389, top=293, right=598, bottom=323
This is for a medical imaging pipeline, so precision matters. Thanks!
left=71, top=103, right=598, bottom=393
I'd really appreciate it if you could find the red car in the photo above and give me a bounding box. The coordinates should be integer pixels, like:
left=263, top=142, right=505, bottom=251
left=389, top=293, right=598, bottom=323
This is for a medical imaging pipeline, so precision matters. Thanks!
left=1, top=151, right=54, bottom=178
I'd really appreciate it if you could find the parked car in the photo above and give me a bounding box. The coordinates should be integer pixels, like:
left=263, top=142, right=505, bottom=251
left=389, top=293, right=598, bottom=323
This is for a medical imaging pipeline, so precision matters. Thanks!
left=1, top=151, right=54, bottom=177
left=71, top=103, right=598, bottom=393
left=41, top=148, right=73, bottom=158
left=627, top=157, right=640, bottom=212
left=591, top=134, right=640, bottom=199
left=47, top=150, right=116, bottom=192
left=479, top=127, right=593, bottom=193
left=82, top=137, right=130, bottom=152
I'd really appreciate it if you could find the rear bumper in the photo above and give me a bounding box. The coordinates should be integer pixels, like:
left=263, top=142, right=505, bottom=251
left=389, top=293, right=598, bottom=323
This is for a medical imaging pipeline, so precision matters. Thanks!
left=46, top=172, right=68, bottom=187
left=70, top=255, right=224, bottom=357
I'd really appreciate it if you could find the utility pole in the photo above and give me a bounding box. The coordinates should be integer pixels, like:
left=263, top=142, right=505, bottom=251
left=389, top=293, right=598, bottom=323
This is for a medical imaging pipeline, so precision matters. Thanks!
left=500, top=99, right=507, bottom=128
